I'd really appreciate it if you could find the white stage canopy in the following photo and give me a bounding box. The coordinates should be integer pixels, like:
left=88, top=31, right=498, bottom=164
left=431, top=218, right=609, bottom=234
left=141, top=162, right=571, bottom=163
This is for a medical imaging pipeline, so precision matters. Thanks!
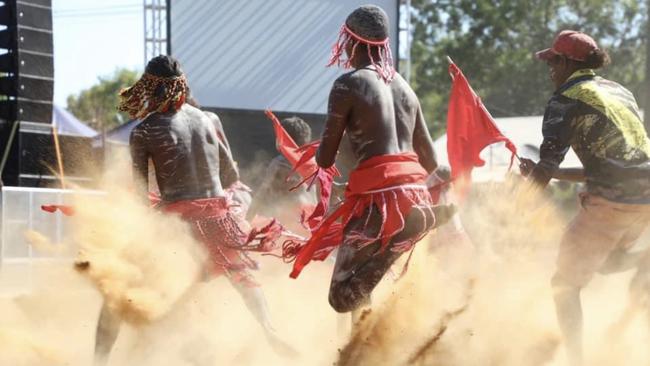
left=170, top=0, right=399, bottom=114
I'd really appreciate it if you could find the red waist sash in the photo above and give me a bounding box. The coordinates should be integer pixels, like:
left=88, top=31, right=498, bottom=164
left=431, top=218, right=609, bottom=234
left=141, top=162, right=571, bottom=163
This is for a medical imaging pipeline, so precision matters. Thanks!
left=289, top=152, right=432, bottom=278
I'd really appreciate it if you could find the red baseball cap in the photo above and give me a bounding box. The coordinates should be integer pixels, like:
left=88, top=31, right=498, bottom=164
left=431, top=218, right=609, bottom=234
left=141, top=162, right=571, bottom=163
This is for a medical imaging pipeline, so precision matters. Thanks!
left=535, top=30, right=599, bottom=62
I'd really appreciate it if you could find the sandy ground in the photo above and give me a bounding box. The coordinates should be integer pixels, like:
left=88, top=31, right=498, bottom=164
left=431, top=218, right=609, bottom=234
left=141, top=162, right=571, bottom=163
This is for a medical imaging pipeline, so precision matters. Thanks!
left=0, top=261, right=101, bottom=366
left=0, top=241, right=648, bottom=366
left=0, top=256, right=349, bottom=366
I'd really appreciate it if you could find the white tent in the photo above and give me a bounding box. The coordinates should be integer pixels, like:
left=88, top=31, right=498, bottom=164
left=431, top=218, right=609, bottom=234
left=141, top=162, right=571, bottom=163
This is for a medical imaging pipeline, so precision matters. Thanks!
left=433, top=115, right=583, bottom=182
left=52, top=105, right=97, bottom=137
left=91, top=119, right=139, bottom=148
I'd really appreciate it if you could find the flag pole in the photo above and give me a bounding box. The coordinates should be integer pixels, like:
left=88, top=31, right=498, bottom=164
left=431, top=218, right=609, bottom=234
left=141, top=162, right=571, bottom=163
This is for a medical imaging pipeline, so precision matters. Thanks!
left=52, top=123, right=66, bottom=189
left=445, top=55, right=522, bottom=166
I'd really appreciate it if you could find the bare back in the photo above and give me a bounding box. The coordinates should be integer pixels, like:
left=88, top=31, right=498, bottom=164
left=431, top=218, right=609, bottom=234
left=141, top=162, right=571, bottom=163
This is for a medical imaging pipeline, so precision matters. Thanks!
left=130, top=104, right=225, bottom=202
left=316, top=68, right=437, bottom=173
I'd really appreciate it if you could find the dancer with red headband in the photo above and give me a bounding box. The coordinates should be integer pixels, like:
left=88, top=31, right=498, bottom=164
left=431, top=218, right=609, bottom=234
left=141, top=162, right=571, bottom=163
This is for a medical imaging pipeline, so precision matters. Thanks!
left=287, top=5, right=454, bottom=315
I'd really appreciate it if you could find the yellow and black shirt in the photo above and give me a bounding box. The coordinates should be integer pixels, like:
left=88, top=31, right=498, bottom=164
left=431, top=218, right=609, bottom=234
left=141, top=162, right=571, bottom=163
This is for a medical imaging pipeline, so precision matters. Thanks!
left=532, top=69, right=650, bottom=204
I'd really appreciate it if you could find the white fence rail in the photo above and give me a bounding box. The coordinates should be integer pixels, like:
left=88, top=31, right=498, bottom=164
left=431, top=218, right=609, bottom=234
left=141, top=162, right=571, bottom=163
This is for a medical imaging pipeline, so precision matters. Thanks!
left=0, top=186, right=102, bottom=266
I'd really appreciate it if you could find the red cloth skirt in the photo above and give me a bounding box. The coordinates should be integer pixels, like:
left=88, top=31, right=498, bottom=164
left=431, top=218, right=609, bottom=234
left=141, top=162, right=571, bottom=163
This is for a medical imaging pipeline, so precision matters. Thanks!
left=289, top=152, right=434, bottom=278
left=162, top=197, right=259, bottom=286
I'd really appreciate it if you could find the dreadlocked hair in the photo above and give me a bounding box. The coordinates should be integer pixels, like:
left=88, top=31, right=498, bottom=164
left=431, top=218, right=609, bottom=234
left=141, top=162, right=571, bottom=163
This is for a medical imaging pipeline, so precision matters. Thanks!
left=118, top=73, right=188, bottom=120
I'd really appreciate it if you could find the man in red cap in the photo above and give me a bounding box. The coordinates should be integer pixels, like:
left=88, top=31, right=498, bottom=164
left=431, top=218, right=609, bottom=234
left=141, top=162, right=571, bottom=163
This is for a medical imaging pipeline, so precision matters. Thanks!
left=520, top=30, right=650, bottom=365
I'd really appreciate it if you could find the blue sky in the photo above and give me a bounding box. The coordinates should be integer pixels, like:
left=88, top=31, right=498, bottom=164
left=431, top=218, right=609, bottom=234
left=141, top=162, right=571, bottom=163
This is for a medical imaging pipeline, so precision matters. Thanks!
left=53, top=0, right=144, bottom=106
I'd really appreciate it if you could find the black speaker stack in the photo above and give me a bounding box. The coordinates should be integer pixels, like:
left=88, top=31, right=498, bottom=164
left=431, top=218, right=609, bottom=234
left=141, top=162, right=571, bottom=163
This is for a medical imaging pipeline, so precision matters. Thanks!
left=0, top=1, right=94, bottom=188
left=0, top=0, right=53, bottom=122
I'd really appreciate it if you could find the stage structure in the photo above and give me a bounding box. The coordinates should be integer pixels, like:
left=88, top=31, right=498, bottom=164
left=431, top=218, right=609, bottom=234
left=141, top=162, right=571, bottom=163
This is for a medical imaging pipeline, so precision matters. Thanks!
left=168, top=0, right=400, bottom=174
left=170, top=0, right=399, bottom=115
left=143, top=0, right=168, bottom=64
left=0, top=0, right=95, bottom=188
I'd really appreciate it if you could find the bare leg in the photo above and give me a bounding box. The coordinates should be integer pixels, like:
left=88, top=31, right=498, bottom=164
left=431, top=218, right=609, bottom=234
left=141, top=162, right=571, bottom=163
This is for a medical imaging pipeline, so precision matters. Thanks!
left=552, top=275, right=584, bottom=366
left=94, top=304, right=120, bottom=365
left=329, top=237, right=402, bottom=313
left=229, top=278, right=298, bottom=357
left=229, top=281, right=275, bottom=331
left=599, top=247, right=646, bottom=275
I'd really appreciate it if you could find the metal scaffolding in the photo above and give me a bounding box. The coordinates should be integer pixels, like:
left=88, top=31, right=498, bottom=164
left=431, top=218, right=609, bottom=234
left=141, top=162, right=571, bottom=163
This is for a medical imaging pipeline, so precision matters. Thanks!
left=143, top=0, right=167, bottom=65
left=398, top=0, right=413, bottom=83
left=403, top=0, right=412, bottom=83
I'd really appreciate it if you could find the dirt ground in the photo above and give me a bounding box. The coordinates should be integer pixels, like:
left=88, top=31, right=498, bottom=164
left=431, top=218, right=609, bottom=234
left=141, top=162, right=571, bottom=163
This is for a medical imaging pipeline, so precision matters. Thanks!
left=0, top=240, right=648, bottom=366
left=0, top=256, right=347, bottom=366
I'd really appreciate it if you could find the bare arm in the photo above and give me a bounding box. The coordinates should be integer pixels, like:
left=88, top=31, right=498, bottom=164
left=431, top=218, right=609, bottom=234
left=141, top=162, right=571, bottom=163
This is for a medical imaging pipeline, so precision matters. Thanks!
left=207, top=112, right=232, bottom=153
left=129, top=126, right=149, bottom=200
left=205, top=111, right=239, bottom=187
left=413, top=103, right=438, bottom=173
left=316, top=77, right=353, bottom=168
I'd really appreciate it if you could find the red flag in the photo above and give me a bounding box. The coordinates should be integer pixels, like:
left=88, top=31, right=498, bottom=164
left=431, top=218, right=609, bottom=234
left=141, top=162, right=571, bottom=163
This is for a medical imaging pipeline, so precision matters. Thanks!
left=265, top=110, right=340, bottom=229
left=41, top=205, right=75, bottom=216
left=446, top=62, right=517, bottom=181
left=265, top=110, right=318, bottom=179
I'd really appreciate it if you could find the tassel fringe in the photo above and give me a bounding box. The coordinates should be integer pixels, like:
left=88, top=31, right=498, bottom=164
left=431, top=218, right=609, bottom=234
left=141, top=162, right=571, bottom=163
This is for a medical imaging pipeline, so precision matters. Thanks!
left=327, top=25, right=396, bottom=83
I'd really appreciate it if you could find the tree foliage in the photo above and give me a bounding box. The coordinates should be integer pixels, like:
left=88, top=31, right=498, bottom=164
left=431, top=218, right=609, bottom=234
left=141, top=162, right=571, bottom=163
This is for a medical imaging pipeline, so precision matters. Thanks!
left=66, top=68, right=139, bottom=131
left=409, top=0, right=648, bottom=138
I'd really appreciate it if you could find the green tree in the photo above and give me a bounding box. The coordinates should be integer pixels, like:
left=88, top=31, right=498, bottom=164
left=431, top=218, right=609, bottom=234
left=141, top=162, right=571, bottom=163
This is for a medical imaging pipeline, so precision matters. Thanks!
left=409, top=0, right=647, bottom=138
left=66, top=68, right=139, bottom=131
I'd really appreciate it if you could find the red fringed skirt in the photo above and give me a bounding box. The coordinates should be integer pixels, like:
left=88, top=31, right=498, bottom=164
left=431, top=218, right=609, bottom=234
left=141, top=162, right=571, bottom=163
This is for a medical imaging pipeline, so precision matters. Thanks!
left=162, top=197, right=269, bottom=287
left=289, top=152, right=436, bottom=278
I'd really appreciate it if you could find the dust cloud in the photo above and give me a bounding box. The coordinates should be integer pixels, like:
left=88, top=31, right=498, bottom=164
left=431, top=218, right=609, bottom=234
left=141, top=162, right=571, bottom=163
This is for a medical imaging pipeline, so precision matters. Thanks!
left=0, top=156, right=649, bottom=365
left=70, top=183, right=206, bottom=325
left=332, top=178, right=650, bottom=366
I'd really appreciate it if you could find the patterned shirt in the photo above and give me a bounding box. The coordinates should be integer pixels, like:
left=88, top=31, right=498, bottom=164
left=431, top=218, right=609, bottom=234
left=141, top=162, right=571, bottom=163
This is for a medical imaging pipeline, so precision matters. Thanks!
left=531, top=69, right=650, bottom=204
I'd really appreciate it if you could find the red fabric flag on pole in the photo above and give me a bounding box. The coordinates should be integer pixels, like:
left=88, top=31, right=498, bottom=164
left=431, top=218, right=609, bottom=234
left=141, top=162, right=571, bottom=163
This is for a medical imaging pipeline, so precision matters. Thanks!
left=446, top=61, right=517, bottom=182
left=265, top=109, right=320, bottom=179
left=41, top=204, right=75, bottom=216
left=265, top=110, right=340, bottom=229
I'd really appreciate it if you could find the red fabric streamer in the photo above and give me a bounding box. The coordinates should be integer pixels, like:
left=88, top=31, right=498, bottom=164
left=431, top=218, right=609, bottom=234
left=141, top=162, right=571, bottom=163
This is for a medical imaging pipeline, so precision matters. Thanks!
left=245, top=218, right=284, bottom=253
left=41, top=205, right=75, bottom=216
left=148, top=191, right=162, bottom=206
left=265, top=110, right=340, bottom=228
left=264, top=109, right=318, bottom=178
left=265, top=109, right=320, bottom=179
left=288, top=152, right=433, bottom=279
left=446, top=62, right=517, bottom=183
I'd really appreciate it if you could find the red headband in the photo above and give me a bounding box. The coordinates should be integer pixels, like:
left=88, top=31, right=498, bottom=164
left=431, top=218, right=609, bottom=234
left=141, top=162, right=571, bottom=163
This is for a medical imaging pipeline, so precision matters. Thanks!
left=327, top=25, right=395, bottom=83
